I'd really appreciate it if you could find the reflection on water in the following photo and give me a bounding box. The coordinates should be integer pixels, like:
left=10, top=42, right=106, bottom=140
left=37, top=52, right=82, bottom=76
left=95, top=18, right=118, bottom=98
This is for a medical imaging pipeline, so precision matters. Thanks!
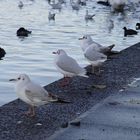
left=0, top=0, right=140, bottom=105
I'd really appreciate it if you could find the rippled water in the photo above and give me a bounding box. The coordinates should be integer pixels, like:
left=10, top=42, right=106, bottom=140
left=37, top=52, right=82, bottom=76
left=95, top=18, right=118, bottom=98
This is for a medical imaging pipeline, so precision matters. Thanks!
left=0, top=0, right=140, bottom=105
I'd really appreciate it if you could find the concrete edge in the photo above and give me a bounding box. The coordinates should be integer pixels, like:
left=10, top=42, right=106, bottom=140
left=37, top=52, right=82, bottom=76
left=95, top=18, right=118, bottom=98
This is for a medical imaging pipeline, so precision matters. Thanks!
left=48, top=94, right=116, bottom=140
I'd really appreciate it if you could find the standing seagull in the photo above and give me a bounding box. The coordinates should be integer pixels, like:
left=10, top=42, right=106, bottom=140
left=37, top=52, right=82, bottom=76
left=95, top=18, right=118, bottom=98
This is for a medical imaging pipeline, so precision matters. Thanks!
left=84, top=45, right=107, bottom=74
left=9, top=74, right=69, bottom=117
left=79, top=35, right=115, bottom=57
left=53, top=49, right=88, bottom=86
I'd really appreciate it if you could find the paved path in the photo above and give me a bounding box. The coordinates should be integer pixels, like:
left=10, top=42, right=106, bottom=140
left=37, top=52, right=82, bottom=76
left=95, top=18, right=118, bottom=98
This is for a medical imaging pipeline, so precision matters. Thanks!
left=49, top=81, right=140, bottom=140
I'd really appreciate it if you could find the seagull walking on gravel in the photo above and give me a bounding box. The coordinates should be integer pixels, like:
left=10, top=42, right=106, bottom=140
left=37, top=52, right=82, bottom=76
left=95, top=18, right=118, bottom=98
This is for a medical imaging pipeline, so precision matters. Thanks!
left=53, top=49, right=88, bottom=86
left=9, top=74, right=69, bottom=117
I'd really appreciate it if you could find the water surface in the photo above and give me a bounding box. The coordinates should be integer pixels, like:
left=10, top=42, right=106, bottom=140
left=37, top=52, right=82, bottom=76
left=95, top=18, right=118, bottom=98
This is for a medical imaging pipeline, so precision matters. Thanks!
left=0, top=0, right=140, bottom=105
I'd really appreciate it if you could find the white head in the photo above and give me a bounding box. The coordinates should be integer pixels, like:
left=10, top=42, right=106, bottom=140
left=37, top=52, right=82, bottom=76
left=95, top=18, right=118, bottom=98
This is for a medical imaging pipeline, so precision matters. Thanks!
left=9, top=74, right=31, bottom=85
left=79, top=35, right=93, bottom=45
left=52, top=49, right=67, bottom=55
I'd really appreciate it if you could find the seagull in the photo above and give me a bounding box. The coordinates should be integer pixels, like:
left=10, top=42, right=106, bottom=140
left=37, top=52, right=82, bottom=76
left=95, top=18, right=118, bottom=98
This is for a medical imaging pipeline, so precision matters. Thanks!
left=53, top=49, right=88, bottom=86
left=84, top=45, right=107, bottom=74
left=18, top=1, right=24, bottom=9
left=48, top=12, right=55, bottom=21
left=123, top=27, right=138, bottom=37
left=77, top=0, right=86, bottom=6
left=70, top=0, right=80, bottom=11
left=49, top=2, right=62, bottom=10
left=79, top=35, right=115, bottom=57
left=9, top=74, right=69, bottom=117
left=79, top=35, right=99, bottom=51
left=85, top=10, right=95, bottom=20
left=109, top=0, right=126, bottom=12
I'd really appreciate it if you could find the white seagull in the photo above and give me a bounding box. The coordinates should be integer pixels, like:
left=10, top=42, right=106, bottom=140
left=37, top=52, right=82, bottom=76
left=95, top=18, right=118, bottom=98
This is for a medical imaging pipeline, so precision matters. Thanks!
left=53, top=49, right=88, bottom=86
left=48, top=11, right=56, bottom=20
left=70, top=0, right=80, bottom=11
left=9, top=74, right=69, bottom=117
left=79, top=35, right=115, bottom=56
left=85, top=10, right=95, bottom=20
left=84, top=45, right=107, bottom=74
left=18, top=1, right=24, bottom=9
left=49, top=1, right=62, bottom=10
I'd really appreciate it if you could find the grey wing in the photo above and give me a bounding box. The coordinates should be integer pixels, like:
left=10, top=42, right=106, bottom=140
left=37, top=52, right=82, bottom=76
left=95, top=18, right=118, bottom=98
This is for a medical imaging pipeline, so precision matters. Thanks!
left=84, top=47, right=107, bottom=61
left=56, top=55, right=83, bottom=74
left=25, top=82, right=48, bottom=102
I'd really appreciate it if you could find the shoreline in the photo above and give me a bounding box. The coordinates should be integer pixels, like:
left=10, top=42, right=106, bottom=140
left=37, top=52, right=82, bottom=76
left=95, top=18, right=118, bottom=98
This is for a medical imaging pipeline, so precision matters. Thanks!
left=0, top=42, right=140, bottom=140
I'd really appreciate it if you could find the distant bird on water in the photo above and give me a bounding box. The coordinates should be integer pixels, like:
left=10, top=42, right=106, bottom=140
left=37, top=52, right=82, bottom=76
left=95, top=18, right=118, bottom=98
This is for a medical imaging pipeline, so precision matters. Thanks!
left=109, top=0, right=126, bottom=12
left=16, top=27, right=32, bottom=37
left=18, top=1, right=24, bottom=9
left=123, top=27, right=138, bottom=37
left=49, top=2, right=62, bottom=10
left=97, top=0, right=110, bottom=6
left=71, top=0, right=80, bottom=11
left=85, top=10, right=95, bottom=20
left=136, top=23, right=140, bottom=30
left=0, top=47, right=6, bottom=59
left=53, top=49, right=88, bottom=86
left=77, top=0, right=86, bottom=6
left=48, top=12, right=55, bottom=21
left=9, top=74, right=70, bottom=117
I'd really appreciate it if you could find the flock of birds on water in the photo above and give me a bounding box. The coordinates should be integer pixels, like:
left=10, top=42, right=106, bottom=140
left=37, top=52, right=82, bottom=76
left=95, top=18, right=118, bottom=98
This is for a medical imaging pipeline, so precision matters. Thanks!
left=0, top=0, right=140, bottom=117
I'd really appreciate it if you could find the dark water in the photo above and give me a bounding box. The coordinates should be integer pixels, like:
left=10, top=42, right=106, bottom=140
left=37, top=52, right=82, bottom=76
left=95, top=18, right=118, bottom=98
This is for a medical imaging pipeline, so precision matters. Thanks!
left=0, top=0, right=140, bottom=105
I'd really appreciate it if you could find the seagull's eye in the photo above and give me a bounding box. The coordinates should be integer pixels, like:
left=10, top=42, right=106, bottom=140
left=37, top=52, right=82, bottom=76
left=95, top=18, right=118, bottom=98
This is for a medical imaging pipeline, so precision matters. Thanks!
left=83, top=36, right=87, bottom=39
left=57, top=50, right=60, bottom=54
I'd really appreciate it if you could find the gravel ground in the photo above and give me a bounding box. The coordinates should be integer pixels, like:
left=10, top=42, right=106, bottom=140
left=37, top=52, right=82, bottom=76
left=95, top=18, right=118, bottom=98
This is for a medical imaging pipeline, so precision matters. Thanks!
left=0, top=42, right=140, bottom=140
